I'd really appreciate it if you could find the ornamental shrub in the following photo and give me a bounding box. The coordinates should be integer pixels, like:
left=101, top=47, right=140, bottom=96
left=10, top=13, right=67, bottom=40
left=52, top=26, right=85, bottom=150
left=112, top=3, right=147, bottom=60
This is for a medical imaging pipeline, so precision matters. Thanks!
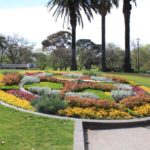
left=105, top=75, right=129, bottom=84
left=31, top=95, right=68, bottom=114
left=120, top=94, right=150, bottom=108
left=65, top=96, right=119, bottom=109
left=3, top=73, right=21, bottom=85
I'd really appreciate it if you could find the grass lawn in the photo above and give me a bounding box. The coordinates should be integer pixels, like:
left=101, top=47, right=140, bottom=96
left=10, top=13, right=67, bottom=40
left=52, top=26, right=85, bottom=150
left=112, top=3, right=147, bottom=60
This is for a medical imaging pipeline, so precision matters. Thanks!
left=103, top=72, right=150, bottom=87
left=0, top=105, right=74, bottom=150
left=83, top=89, right=114, bottom=100
left=24, top=82, right=63, bottom=90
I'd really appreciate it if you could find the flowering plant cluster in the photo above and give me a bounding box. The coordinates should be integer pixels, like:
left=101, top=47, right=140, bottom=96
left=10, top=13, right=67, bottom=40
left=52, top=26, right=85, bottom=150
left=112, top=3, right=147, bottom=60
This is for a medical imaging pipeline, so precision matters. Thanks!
left=0, top=90, right=34, bottom=110
left=120, top=94, right=150, bottom=109
left=65, top=96, right=119, bottom=109
left=7, top=90, right=37, bottom=101
left=61, top=81, right=116, bottom=95
left=0, top=75, right=5, bottom=86
left=133, top=86, right=146, bottom=95
left=58, top=107, right=132, bottom=119
left=3, top=73, right=21, bottom=85
left=78, top=75, right=91, bottom=80
left=105, top=75, right=129, bottom=84
left=133, top=104, right=150, bottom=117
left=140, top=86, right=150, bottom=93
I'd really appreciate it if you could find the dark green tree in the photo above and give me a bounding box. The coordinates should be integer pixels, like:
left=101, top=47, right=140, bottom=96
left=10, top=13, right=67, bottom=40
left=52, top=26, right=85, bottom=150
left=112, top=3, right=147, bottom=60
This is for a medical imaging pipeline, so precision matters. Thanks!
left=123, top=0, right=136, bottom=72
left=47, top=0, right=94, bottom=70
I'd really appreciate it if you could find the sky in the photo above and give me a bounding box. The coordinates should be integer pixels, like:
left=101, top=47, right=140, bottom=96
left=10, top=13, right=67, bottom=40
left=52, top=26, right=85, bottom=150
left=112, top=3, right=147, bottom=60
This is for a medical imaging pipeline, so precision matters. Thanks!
left=0, top=0, right=150, bottom=49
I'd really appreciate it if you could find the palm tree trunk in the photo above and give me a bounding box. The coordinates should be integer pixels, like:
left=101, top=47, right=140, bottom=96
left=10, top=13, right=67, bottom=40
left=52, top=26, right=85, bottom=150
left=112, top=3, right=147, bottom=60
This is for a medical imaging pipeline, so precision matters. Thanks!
left=71, top=25, right=77, bottom=70
left=123, top=0, right=132, bottom=72
left=101, top=15, right=107, bottom=71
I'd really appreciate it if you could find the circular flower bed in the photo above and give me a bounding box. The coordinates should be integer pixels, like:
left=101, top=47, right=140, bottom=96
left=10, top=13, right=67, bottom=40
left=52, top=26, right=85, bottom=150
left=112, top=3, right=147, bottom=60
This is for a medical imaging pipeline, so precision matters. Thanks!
left=0, top=71, right=150, bottom=120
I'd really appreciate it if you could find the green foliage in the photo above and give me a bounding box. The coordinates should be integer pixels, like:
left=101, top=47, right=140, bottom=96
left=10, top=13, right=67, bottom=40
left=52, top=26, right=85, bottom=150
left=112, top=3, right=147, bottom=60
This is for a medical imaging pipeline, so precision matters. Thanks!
left=0, top=85, right=19, bottom=90
left=2, top=70, right=19, bottom=75
left=84, top=89, right=114, bottom=100
left=31, top=95, right=68, bottom=114
left=0, top=105, right=73, bottom=150
left=104, top=73, right=150, bottom=88
left=24, top=82, right=63, bottom=90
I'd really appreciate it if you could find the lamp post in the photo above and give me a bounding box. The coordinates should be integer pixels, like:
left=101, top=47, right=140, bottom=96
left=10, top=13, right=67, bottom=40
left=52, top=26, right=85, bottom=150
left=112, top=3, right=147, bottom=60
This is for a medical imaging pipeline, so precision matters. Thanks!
left=136, top=38, right=140, bottom=73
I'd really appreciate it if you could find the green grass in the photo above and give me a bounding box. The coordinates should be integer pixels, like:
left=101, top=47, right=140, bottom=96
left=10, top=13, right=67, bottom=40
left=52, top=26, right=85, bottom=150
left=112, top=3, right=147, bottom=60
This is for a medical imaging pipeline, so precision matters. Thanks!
left=0, top=85, right=19, bottom=90
left=24, top=82, right=63, bottom=90
left=84, top=89, right=114, bottom=101
left=0, top=105, right=73, bottom=150
left=103, top=72, right=150, bottom=87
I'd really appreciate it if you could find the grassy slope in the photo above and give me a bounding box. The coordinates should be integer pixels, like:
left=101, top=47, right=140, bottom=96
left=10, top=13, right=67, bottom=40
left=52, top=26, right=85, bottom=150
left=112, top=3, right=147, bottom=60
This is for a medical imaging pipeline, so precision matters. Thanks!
left=103, top=72, right=150, bottom=87
left=0, top=105, right=73, bottom=150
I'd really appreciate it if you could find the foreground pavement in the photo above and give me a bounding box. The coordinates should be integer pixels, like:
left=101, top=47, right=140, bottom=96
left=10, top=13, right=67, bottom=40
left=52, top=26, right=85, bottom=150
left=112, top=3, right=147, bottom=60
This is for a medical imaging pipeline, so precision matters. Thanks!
left=87, top=126, right=150, bottom=150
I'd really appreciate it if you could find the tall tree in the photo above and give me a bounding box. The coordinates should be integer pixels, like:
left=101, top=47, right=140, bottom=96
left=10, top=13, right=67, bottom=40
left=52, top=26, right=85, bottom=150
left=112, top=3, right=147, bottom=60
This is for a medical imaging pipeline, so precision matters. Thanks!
left=42, top=31, right=71, bottom=51
left=123, top=0, right=136, bottom=72
left=0, top=35, right=7, bottom=63
left=47, top=0, right=94, bottom=70
left=92, top=0, right=119, bottom=71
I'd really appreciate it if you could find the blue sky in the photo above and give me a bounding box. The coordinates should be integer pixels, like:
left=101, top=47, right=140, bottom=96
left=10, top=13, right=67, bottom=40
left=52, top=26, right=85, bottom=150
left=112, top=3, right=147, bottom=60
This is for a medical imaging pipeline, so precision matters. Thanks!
left=0, top=0, right=149, bottom=49
left=0, top=0, right=47, bottom=9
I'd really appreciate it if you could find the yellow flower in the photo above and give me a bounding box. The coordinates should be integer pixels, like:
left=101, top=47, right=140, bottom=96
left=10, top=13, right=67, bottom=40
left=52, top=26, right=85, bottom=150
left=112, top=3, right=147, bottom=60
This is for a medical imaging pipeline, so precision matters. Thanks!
left=58, top=107, right=132, bottom=119
left=108, top=109, right=132, bottom=119
left=128, top=80, right=138, bottom=86
left=140, top=86, right=150, bottom=93
left=104, top=92, right=111, bottom=96
left=133, top=104, right=150, bottom=116
left=0, top=75, right=5, bottom=86
left=0, top=90, right=34, bottom=111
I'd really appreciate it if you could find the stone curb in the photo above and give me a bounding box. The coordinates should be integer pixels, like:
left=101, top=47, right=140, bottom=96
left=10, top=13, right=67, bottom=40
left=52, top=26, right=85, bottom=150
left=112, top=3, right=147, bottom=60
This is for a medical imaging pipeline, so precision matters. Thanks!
left=73, top=120, right=85, bottom=150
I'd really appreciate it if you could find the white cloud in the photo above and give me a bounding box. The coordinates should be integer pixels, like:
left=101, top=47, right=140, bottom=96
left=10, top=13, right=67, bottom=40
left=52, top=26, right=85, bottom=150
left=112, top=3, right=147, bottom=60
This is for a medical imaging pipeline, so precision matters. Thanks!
left=0, top=0, right=150, bottom=49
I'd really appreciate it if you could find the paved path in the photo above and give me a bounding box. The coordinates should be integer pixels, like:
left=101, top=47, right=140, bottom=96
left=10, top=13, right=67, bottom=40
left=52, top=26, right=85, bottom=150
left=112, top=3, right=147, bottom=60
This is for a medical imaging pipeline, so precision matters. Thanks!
left=87, top=126, right=150, bottom=150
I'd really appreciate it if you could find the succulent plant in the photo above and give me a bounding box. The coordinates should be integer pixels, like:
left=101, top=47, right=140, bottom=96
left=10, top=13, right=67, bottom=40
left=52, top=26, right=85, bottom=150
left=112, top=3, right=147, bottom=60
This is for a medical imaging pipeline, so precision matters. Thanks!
left=111, top=90, right=135, bottom=102
left=65, top=91, right=99, bottom=99
left=21, top=76, right=40, bottom=85
left=91, top=76, right=113, bottom=83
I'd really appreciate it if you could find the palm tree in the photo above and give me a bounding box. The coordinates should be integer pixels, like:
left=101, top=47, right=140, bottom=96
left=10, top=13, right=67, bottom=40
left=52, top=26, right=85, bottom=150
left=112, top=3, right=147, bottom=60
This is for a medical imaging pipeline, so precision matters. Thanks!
left=123, top=0, right=136, bottom=72
left=92, top=0, right=119, bottom=71
left=47, top=0, right=94, bottom=70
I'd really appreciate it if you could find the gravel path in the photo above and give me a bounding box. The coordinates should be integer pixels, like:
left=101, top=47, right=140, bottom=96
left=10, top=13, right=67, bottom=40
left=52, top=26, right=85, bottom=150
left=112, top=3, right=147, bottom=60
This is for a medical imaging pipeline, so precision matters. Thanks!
left=87, top=126, right=150, bottom=150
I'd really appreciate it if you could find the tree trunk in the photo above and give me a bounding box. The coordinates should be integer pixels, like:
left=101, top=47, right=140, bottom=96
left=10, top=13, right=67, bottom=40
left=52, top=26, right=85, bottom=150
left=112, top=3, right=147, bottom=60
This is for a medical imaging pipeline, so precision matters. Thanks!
left=123, top=0, right=132, bottom=72
left=101, top=15, right=107, bottom=71
left=70, top=25, right=77, bottom=70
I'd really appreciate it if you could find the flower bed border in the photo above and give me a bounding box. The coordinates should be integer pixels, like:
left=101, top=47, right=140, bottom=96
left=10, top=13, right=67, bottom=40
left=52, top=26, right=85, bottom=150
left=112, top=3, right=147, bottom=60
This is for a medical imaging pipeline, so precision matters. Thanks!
left=1, top=100, right=150, bottom=124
